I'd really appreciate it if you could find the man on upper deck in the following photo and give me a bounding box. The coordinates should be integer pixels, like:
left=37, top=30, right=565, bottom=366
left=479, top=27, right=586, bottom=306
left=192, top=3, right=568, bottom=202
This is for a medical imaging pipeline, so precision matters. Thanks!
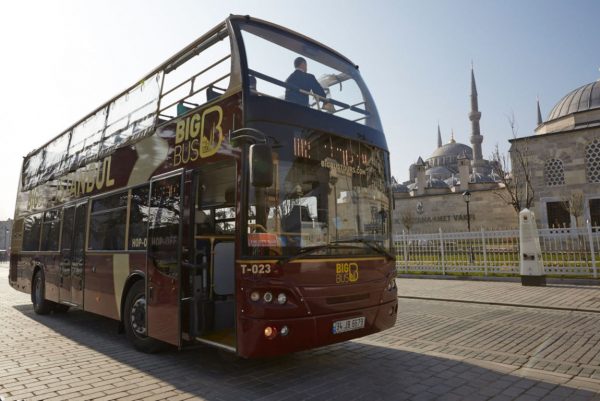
left=285, top=57, right=327, bottom=107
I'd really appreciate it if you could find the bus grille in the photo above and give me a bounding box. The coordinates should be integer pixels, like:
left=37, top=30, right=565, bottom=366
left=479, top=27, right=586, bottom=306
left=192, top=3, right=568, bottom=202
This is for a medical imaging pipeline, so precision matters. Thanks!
left=326, top=293, right=370, bottom=305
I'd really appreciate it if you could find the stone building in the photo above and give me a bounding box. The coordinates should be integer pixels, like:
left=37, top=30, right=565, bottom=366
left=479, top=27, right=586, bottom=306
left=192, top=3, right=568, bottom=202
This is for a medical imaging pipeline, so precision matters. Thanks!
left=0, top=219, right=12, bottom=261
left=510, top=80, right=600, bottom=228
left=393, top=68, right=516, bottom=234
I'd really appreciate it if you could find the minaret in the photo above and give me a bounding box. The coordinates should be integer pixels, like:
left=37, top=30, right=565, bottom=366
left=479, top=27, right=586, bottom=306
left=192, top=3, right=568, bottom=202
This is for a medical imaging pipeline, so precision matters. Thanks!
left=437, top=124, right=442, bottom=148
left=536, top=97, right=543, bottom=126
left=469, top=65, right=485, bottom=174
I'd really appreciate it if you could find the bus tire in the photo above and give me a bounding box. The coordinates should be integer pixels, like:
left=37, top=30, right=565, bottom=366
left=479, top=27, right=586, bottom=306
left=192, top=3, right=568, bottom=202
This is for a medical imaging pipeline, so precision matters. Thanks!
left=32, top=270, right=53, bottom=315
left=124, top=280, right=163, bottom=353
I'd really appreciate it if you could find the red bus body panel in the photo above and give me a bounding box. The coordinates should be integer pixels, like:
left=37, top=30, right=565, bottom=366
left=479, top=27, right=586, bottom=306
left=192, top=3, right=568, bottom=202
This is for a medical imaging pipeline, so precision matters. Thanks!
left=236, top=258, right=397, bottom=358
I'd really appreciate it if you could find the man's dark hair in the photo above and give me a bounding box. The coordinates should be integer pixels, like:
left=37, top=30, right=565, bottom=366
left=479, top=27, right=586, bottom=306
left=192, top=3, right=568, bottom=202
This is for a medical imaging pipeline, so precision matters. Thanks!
left=294, top=57, right=306, bottom=68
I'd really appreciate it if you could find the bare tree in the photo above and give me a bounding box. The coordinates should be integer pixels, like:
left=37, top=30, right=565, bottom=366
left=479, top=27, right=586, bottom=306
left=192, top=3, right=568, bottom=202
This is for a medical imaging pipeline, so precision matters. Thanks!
left=490, top=113, right=535, bottom=214
left=561, top=190, right=585, bottom=227
left=399, top=209, right=414, bottom=233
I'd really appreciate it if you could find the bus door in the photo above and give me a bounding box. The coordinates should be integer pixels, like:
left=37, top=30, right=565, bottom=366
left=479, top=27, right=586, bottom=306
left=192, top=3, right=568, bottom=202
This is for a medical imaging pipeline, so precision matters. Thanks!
left=191, top=160, right=237, bottom=350
left=147, top=172, right=183, bottom=347
left=59, top=201, right=87, bottom=306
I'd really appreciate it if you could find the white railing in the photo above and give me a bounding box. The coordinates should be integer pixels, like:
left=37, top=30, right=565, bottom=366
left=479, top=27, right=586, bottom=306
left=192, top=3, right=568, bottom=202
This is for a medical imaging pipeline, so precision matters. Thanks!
left=394, top=222, right=600, bottom=278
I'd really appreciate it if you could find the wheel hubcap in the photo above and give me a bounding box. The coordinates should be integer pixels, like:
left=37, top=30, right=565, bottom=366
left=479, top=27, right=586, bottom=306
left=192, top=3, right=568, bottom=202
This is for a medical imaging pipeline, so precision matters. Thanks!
left=130, top=296, right=147, bottom=337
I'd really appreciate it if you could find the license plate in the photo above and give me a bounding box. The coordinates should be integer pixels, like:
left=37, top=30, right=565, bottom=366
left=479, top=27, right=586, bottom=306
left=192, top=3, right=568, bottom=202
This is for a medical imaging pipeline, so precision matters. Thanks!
left=332, top=317, right=365, bottom=334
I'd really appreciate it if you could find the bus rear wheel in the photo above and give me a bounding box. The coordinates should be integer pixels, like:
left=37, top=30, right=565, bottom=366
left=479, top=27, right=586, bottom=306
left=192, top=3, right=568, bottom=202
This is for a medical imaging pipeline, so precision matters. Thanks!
left=32, top=271, right=53, bottom=315
left=124, top=280, right=163, bottom=353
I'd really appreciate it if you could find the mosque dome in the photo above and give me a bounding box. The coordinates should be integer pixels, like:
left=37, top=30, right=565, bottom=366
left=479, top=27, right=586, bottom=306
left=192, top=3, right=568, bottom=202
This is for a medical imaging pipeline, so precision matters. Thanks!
left=547, top=81, right=600, bottom=122
left=429, top=140, right=473, bottom=159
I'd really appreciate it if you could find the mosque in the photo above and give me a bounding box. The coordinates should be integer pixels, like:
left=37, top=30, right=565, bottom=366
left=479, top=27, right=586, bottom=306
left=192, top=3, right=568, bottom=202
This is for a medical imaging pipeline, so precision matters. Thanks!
left=405, top=68, right=497, bottom=189
left=392, top=68, right=600, bottom=234
left=392, top=68, right=512, bottom=234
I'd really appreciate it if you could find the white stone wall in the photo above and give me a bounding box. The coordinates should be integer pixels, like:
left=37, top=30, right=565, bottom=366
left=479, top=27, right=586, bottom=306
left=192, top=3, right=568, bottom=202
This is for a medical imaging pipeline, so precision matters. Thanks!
left=393, top=187, right=517, bottom=234
left=510, top=126, right=600, bottom=227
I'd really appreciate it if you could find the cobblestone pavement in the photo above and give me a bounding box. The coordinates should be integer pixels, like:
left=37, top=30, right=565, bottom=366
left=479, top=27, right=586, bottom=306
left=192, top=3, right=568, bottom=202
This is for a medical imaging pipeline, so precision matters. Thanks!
left=2, top=264, right=600, bottom=401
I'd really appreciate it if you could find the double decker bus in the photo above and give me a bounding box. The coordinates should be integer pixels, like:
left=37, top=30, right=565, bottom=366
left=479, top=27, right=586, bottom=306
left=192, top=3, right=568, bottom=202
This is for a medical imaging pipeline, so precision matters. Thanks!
left=9, top=15, right=397, bottom=358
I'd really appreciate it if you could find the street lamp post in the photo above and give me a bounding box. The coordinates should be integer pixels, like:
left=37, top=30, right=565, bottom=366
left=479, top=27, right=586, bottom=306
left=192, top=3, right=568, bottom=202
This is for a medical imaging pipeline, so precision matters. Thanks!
left=462, top=191, right=474, bottom=263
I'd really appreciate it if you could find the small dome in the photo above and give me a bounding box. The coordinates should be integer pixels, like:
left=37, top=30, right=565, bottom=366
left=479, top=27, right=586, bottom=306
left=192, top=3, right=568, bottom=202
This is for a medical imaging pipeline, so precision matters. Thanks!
left=444, top=176, right=459, bottom=186
left=426, top=166, right=455, bottom=178
left=488, top=171, right=502, bottom=181
left=428, top=178, right=449, bottom=189
left=471, top=172, right=496, bottom=183
left=392, top=183, right=409, bottom=193
left=547, top=81, right=600, bottom=122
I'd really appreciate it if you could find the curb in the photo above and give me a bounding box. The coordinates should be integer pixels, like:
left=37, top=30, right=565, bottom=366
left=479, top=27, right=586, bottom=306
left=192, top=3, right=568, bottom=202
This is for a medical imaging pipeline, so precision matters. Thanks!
left=397, top=273, right=600, bottom=286
left=398, top=295, right=600, bottom=314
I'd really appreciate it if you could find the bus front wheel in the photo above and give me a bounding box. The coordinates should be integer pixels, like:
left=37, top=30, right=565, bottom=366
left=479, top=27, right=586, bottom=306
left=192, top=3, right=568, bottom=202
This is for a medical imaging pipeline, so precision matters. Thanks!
left=124, top=280, right=163, bottom=353
left=32, top=270, right=53, bottom=315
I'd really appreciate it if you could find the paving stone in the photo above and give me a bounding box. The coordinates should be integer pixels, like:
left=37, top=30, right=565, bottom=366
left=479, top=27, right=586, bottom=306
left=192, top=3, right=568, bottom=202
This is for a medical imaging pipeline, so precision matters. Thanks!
left=2, top=264, right=600, bottom=401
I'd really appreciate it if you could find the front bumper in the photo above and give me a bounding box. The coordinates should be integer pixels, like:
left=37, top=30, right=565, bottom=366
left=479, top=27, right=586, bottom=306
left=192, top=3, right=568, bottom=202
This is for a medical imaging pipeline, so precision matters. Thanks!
left=236, top=298, right=398, bottom=358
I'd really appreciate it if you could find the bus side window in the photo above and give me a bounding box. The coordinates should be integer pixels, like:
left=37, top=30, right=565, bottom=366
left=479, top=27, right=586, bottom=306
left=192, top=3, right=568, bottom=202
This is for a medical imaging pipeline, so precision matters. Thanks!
left=22, top=213, right=43, bottom=251
left=128, top=186, right=150, bottom=250
left=40, top=209, right=61, bottom=251
left=88, top=192, right=128, bottom=251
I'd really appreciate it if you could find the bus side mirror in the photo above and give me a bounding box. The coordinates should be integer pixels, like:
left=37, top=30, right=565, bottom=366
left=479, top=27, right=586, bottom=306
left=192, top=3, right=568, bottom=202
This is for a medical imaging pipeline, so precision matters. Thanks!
left=250, top=143, right=273, bottom=187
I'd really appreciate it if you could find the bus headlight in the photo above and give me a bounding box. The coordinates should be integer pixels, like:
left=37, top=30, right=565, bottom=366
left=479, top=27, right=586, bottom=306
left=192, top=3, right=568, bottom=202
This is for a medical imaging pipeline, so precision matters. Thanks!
left=263, top=292, right=273, bottom=303
left=250, top=291, right=261, bottom=302
left=277, top=293, right=287, bottom=305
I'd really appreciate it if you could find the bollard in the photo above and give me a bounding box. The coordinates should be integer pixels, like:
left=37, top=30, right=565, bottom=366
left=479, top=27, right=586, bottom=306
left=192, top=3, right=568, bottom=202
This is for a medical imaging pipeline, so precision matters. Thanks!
left=519, top=209, right=546, bottom=286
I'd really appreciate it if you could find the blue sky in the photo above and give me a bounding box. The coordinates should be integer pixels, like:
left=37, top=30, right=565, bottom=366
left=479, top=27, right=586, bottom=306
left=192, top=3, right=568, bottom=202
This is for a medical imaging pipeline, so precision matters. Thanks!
left=1, top=0, right=599, bottom=220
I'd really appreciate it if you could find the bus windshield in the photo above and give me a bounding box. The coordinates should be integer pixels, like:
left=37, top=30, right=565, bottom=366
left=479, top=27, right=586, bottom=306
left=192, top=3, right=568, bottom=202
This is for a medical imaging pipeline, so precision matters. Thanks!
left=239, top=21, right=382, bottom=130
left=248, top=129, right=390, bottom=258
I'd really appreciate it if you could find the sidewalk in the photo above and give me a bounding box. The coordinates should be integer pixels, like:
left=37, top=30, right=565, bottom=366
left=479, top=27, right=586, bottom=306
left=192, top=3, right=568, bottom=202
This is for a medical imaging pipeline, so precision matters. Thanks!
left=396, top=277, right=600, bottom=313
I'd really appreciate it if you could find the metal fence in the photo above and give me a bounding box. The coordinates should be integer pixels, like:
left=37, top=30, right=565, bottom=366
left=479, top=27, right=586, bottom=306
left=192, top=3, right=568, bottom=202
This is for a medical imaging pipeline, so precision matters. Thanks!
left=394, top=223, right=599, bottom=278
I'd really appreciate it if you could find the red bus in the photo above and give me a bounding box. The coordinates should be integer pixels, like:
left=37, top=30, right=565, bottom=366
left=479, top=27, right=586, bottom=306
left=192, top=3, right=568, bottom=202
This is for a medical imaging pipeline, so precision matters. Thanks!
left=9, top=15, right=397, bottom=358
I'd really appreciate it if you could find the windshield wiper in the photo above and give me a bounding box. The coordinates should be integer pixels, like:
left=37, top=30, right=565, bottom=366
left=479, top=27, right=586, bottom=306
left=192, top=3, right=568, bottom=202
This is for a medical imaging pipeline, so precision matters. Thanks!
left=331, top=238, right=395, bottom=261
left=278, top=243, right=361, bottom=265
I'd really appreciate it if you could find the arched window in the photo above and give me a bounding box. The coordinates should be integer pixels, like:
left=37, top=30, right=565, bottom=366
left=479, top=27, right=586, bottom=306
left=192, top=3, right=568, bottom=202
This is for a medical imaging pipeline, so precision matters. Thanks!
left=586, top=138, right=600, bottom=183
left=544, top=158, right=565, bottom=186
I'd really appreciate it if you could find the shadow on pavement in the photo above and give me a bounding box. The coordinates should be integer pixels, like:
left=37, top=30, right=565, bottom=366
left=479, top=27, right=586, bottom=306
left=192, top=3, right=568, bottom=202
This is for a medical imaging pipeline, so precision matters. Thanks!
left=11, top=303, right=600, bottom=401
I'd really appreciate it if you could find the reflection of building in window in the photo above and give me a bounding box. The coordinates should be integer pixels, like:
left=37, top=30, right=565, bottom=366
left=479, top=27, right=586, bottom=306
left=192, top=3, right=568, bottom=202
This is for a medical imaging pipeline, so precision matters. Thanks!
left=546, top=201, right=570, bottom=228
left=544, top=159, right=565, bottom=186
left=22, top=213, right=43, bottom=251
left=128, top=185, right=150, bottom=250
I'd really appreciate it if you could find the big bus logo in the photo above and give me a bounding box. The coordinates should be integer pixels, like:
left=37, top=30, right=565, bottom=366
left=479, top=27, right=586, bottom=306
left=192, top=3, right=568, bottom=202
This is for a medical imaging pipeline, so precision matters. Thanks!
left=336, top=262, right=359, bottom=284
left=173, top=105, right=224, bottom=167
